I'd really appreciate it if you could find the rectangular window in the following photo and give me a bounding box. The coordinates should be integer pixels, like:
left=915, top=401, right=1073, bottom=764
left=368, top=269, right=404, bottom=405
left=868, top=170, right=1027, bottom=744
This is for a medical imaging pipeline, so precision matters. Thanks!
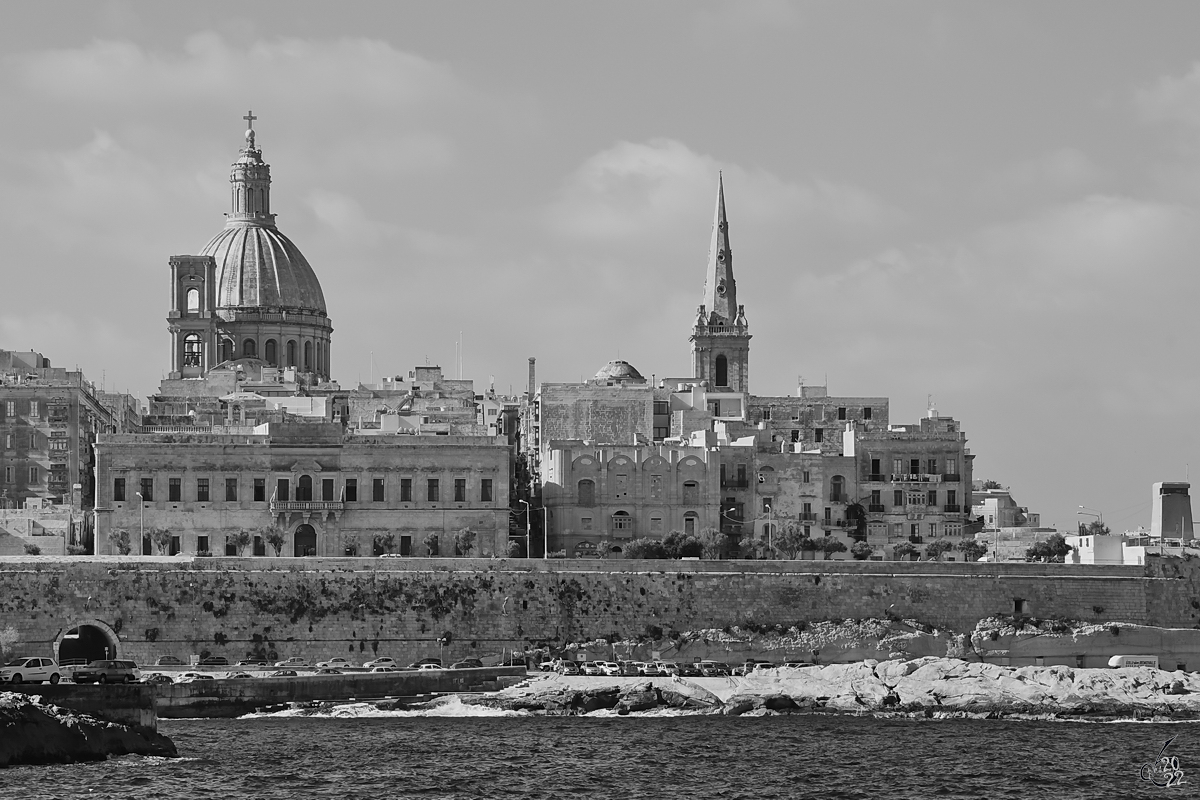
left=870, top=490, right=880, bottom=506
left=802, top=501, right=812, bottom=516
left=762, top=496, right=773, bottom=513
left=804, top=524, right=811, bottom=537
left=28, top=401, right=38, bottom=418
left=169, top=478, right=181, bottom=502
left=4, top=401, right=13, bottom=417
left=893, top=489, right=904, bottom=507
left=481, top=479, right=493, bottom=502
left=226, top=478, right=238, bottom=502
left=276, top=478, right=289, bottom=502
left=945, top=458, right=957, bottom=475
left=426, top=479, right=439, bottom=502
left=170, top=536, right=181, bottom=556
left=762, top=407, right=771, bottom=421
left=815, top=428, right=824, bottom=442
left=649, top=474, right=663, bottom=500
left=140, top=477, right=153, bottom=501
left=197, top=535, right=209, bottom=554
left=254, top=478, right=265, bottom=502
left=802, top=470, right=810, bottom=483
left=927, top=458, right=938, bottom=474
left=653, top=401, right=669, bottom=415
left=400, top=535, right=412, bottom=556
left=651, top=517, right=664, bottom=532
left=910, top=458, right=921, bottom=475
left=927, top=490, right=937, bottom=506
left=454, top=478, right=466, bottom=502
left=653, top=426, right=669, bottom=440
left=400, top=478, right=412, bottom=502
left=581, top=517, right=592, bottom=531
left=114, top=477, right=125, bottom=501
left=824, top=507, right=832, bottom=522
left=322, top=478, right=334, bottom=502
left=947, top=489, right=957, bottom=506
left=253, top=536, right=265, bottom=556
left=197, top=478, right=210, bottom=502
left=791, top=429, right=800, bottom=443
left=864, top=407, right=873, bottom=420
left=893, top=458, right=903, bottom=477
left=838, top=407, right=846, bottom=420
left=373, top=478, right=385, bottom=502
left=928, top=522, right=937, bottom=538
left=344, top=478, right=357, bottom=502
left=4, top=434, right=10, bottom=450
left=684, top=516, right=696, bottom=535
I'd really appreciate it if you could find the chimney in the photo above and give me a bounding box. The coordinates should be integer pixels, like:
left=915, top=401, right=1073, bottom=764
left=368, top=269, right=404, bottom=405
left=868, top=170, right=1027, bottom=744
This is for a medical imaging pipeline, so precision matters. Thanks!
left=527, top=357, right=536, bottom=399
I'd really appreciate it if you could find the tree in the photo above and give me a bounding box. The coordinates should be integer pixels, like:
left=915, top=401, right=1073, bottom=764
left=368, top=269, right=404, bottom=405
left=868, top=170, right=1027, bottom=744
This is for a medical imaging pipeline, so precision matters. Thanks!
left=850, top=541, right=874, bottom=561
left=698, top=527, right=726, bottom=560
left=662, top=531, right=704, bottom=558
left=981, top=480, right=1003, bottom=490
left=773, top=523, right=809, bottom=559
left=108, top=528, right=132, bottom=556
left=1078, top=520, right=1111, bottom=537
left=424, top=532, right=440, bottom=557
left=892, top=542, right=918, bottom=561
left=957, top=539, right=988, bottom=562
left=23, top=543, right=41, bottom=556
left=506, top=540, right=524, bottom=558
left=262, top=526, right=286, bottom=557
left=821, top=537, right=848, bottom=560
left=229, top=529, right=253, bottom=556
left=150, top=527, right=173, bottom=555
left=373, top=531, right=397, bottom=555
left=1025, top=533, right=1073, bottom=562
left=454, top=528, right=476, bottom=557
left=924, top=539, right=954, bottom=561
left=623, top=537, right=668, bottom=559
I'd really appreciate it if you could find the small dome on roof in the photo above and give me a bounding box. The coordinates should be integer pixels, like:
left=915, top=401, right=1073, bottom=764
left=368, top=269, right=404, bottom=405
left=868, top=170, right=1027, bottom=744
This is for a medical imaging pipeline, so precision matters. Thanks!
left=593, top=360, right=645, bottom=383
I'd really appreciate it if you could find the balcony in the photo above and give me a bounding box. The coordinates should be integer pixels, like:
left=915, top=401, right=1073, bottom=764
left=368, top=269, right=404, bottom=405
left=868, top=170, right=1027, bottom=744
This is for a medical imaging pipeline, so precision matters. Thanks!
left=942, top=473, right=962, bottom=482
left=909, top=535, right=924, bottom=544
left=797, top=512, right=818, bottom=522
left=270, top=501, right=344, bottom=513
left=867, top=473, right=886, bottom=482
left=890, top=474, right=942, bottom=483
left=943, top=504, right=962, bottom=513
left=868, top=504, right=886, bottom=513
left=721, top=479, right=750, bottom=489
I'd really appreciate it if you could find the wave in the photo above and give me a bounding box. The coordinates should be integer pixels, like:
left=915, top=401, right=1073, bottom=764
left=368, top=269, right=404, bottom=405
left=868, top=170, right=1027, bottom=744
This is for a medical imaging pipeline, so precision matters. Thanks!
left=239, top=696, right=531, bottom=719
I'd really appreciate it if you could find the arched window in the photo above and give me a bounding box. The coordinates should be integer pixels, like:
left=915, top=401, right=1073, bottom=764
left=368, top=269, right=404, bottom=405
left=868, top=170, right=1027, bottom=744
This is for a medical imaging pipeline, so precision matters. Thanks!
left=297, top=475, right=313, bottom=502
left=185, top=288, right=200, bottom=314
left=316, top=342, right=324, bottom=375
left=304, top=341, right=312, bottom=371
left=182, top=334, right=202, bottom=367
left=715, top=354, right=728, bottom=387
left=578, top=479, right=595, bottom=507
left=286, top=340, right=297, bottom=368
left=611, top=510, right=632, bottom=532
left=242, top=338, right=257, bottom=358
left=220, top=338, right=234, bottom=363
left=264, top=339, right=277, bottom=366
left=830, top=475, right=845, bottom=503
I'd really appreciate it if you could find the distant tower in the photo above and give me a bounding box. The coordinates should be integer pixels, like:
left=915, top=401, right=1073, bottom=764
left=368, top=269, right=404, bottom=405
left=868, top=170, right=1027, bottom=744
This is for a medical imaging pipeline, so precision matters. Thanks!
left=1151, top=482, right=1194, bottom=540
left=690, top=174, right=751, bottom=391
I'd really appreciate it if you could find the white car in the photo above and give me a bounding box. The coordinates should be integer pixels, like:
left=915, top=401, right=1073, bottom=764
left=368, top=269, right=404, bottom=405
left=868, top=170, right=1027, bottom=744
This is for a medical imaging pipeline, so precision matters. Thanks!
left=417, top=663, right=442, bottom=671
left=599, top=662, right=623, bottom=676
left=316, top=657, right=354, bottom=669
left=273, top=657, right=310, bottom=668
left=370, top=666, right=398, bottom=673
left=0, top=657, right=61, bottom=684
left=363, top=657, right=397, bottom=669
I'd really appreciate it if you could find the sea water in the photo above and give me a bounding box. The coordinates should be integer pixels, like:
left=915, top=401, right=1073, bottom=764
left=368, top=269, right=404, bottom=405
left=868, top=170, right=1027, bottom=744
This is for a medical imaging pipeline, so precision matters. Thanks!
left=1, top=705, right=1192, bottom=799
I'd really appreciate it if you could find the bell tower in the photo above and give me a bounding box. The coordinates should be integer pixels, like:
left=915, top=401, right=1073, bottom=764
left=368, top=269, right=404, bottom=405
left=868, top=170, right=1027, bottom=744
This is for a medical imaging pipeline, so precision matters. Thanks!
left=690, top=174, right=751, bottom=392
left=166, top=255, right=219, bottom=379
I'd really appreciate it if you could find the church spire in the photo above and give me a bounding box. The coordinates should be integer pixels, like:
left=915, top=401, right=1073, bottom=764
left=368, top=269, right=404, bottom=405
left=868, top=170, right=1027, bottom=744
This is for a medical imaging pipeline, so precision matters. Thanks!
left=702, top=172, right=737, bottom=324
left=228, top=110, right=275, bottom=227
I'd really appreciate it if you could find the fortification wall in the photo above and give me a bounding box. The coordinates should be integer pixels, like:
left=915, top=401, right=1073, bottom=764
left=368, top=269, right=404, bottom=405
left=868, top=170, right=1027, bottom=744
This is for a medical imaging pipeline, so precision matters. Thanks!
left=0, top=556, right=1171, bottom=667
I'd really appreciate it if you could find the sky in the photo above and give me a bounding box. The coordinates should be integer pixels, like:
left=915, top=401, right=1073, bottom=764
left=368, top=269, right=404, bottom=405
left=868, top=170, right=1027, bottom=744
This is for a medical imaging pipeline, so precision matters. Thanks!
left=2, top=1, right=1200, bottom=534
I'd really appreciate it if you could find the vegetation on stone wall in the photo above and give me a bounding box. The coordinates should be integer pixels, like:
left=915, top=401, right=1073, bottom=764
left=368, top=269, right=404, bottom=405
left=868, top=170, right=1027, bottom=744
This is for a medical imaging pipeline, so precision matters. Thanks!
left=373, top=531, right=396, bottom=556
left=0, top=626, right=18, bottom=663
left=453, top=529, right=476, bottom=557
left=1026, top=533, right=1074, bottom=563
left=423, top=533, right=440, bottom=557
left=957, top=539, right=988, bottom=562
left=108, top=528, right=132, bottom=556
left=892, top=542, right=918, bottom=561
left=149, top=527, right=172, bottom=555
left=229, top=529, right=252, bottom=556
left=850, top=541, right=874, bottom=560
left=924, top=540, right=954, bottom=561
left=23, top=543, right=41, bottom=556
left=262, top=526, right=285, bottom=557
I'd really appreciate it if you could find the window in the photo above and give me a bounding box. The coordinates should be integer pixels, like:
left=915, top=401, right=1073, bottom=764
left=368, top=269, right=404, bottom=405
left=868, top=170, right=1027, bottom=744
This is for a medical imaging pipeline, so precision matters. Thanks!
left=374, top=478, right=386, bottom=502
left=838, top=407, right=846, bottom=420
left=945, top=458, right=957, bottom=475
left=684, top=514, right=697, bottom=535
left=824, top=507, right=832, bottom=522
left=454, top=478, right=466, bottom=502
left=344, top=478, right=357, bottom=502
left=612, top=511, right=632, bottom=531
left=830, top=476, right=845, bottom=503
left=5, top=401, right=14, bottom=417
left=140, top=478, right=153, bottom=501
left=653, top=401, right=669, bottom=415
left=802, top=470, right=810, bottom=483
left=869, top=490, right=881, bottom=508
left=297, top=475, right=312, bottom=501
left=4, top=434, right=9, bottom=450
left=481, top=479, right=493, bottom=502
left=578, top=479, right=596, bottom=507
left=286, top=340, right=297, bottom=367
left=27, top=466, right=38, bottom=482
left=276, top=478, right=289, bottom=502
left=242, top=338, right=257, bottom=358
left=322, top=478, right=334, bottom=502
left=893, top=458, right=903, bottom=477
left=650, top=474, right=663, bottom=501
left=226, top=478, right=238, bottom=502
left=650, top=516, right=663, bottom=532
left=762, top=497, right=773, bottom=513
left=762, top=407, right=772, bottom=421
left=29, top=401, right=38, bottom=418
left=197, top=478, right=209, bottom=502
left=170, top=536, right=181, bottom=556
left=169, top=478, right=181, bottom=502
left=304, top=341, right=313, bottom=371
left=581, top=517, right=593, bottom=531
left=113, top=478, right=125, bottom=501
left=186, top=287, right=200, bottom=312
left=864, top=407, right=873, bottom=420
left=815, top=428, right=824, bottom=442
left=791, top=429, right=800, bottom=443
left=927, top=458, right=938, bottom=474
left=426, top=479, right=438, bottom=502
left=682, top=481, right=699, bottom=505
left=947, top=489, right=957, bottom=506
left=197, top=535, right=210, bottom=554
left=183, top=334, right=202, bottom=367
left=927, top=490, right=937, bottom=507
left=804, top=525, right=811, bottom=537
left=928, top=523, right=937, bottom=538
left=265, top=339, right=277, bottom=366
left=400, top=478, right=412, bottom=502
left=254, top=478, right=265, bottom=502
left=893, top=489, right=903, bottom=507
left=715, top=354, right=728, bottom=387
left=910, top=459, right=921, bottom=475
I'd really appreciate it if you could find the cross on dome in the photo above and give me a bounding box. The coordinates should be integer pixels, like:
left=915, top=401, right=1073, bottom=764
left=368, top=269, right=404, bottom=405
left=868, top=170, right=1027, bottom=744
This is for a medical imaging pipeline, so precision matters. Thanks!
left=243, top=110, right=258, bottom=147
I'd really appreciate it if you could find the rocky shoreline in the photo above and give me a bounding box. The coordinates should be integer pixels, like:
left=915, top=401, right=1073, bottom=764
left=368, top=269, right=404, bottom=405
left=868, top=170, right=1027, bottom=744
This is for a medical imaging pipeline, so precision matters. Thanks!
left=0, top=692, right=177, bottom=767
left=457, top=657, right=1200, bottom=719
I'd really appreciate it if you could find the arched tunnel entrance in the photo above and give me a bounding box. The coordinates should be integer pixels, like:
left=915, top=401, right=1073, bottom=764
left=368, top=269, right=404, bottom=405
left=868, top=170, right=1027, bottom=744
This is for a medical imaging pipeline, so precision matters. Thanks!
left=57, top=623, right=119, bottom=664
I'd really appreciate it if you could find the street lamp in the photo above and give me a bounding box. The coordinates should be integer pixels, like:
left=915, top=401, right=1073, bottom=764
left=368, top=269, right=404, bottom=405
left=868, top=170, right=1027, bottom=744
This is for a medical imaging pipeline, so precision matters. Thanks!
left=1077, top=505, right=1103, bottom=530
left=542, top=507, right=550, bottom=560
left=135, top=491, right=144, bottom=550
left=518, top=499, right=531, bottom=558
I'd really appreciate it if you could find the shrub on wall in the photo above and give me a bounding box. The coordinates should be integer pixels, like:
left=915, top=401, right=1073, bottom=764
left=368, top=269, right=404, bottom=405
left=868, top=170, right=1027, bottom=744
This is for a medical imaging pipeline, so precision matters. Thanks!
left=850, top=541, right=874, bottom=560
left=454, top=529, right=476, bottom=557
left=623, top=538, right=668, bottom=559
left=506, top=540, right=524, bottom=558
left=424, top=533, right=440, bottom=557
left=23, top=543, right=40, bottom=556
left=108, top=528, right=132, bottom=556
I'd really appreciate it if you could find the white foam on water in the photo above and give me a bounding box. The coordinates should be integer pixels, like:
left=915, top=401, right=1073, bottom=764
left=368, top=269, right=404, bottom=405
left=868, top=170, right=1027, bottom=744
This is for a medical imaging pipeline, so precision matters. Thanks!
left=239, top=696, right=528, bottom=719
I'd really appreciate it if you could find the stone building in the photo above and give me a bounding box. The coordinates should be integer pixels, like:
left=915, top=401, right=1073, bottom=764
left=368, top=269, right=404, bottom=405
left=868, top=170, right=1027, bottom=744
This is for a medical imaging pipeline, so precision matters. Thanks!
left=530, top=178, right=975, bottom=559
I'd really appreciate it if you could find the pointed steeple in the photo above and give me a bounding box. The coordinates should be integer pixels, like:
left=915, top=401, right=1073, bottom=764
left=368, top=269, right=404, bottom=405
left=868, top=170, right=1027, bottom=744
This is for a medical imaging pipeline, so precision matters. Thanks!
left=702, top=173, right=737, bottom=324
left=228, top=111, right=275, bottom=227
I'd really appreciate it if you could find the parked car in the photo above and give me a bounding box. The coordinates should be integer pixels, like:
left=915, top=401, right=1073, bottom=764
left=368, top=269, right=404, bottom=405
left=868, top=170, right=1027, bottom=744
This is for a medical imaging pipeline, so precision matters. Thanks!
left=0, top=657, right=61, bottom=684
left=177, top=672, right=215, bottom=683
left=315, top=667, right=343, bottom=675
left=155, top=655, right=183, bottom=666
left=656, top=661, right=682, bottom=677
left=72, top=660, right=141, bottom=684
left=733, top=660, right=775, bottom=676
left=144, top=673, right=174, bottom=685
left=198, top=656, right=229, bottom=666
left=557, top=661, right=581, bottom=676
left=538, top=660, right=560, bottom=672
left=450, top=659, right=483, bottom=670
left=581, top=661, right=604, bottom=676
left=316, top=658, right=354, bottom=669
left=638, top=662, right=663, bottom=677
left=224, top=672, right=254, bottom=680
left=619, top=661, right=642, bottom=677
left=599, top=662, right=623, bottom=676
left=678, top=662, right=702, bottom=677
left=274, top=657, right=310, bottom=668
left=370, top=666, right=399, bottom=673
left=236, top=659, right=268, bottom=666
left=699, top=661, right=731, bottom=677
left=416, top=663, right=442, bottom=671
left=363, top=657, right=397, bottom=669
left=269, top=670, right=298, bottom=678
left=407, top=658, right=442, bottom=669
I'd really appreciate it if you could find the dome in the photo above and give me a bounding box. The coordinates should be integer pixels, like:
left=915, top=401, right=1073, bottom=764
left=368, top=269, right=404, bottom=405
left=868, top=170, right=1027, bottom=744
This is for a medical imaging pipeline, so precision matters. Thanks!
left=593, top=359, right=645, bottom=383
left=201, top=223, right=327, bottom=314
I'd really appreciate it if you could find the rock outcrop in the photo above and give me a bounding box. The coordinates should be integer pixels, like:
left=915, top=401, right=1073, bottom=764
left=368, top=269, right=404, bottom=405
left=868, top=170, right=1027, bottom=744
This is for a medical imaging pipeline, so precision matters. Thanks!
left=0, top=692, right=177, bottom=767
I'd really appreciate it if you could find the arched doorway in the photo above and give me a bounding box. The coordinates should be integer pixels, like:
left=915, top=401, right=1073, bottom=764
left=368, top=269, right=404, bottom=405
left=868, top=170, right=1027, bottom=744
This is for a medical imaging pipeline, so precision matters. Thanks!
left=56, top=620, right=119, bottom=664
left=294, top=524, right=317, bottom=557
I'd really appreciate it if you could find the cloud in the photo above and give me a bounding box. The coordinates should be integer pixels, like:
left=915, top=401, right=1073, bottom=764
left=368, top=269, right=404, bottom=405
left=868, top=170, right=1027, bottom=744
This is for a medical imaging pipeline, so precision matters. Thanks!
left=691, top=0, right=801, bottom=46
left=976, top=148, right=1107, bottom=202
left=1137, top=61, right=1200, bottom=128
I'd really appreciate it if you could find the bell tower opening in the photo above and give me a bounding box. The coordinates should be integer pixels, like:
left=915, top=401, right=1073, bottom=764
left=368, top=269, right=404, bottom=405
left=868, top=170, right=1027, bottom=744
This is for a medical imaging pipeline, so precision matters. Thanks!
left=715, top=354, right=728, bottom=388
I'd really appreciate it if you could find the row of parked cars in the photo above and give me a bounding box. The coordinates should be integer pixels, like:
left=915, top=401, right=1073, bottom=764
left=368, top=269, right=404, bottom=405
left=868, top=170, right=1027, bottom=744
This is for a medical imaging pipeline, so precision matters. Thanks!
left=539, top=658, right=812, bottom=677
left=0, top=658, right=143, bottom=685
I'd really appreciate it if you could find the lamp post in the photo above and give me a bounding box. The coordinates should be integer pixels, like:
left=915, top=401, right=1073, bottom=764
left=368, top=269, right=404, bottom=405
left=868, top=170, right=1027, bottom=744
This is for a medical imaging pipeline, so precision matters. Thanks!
left=135, top=491, right=144, bottom=550
left=518, top=499, right=531, bottom=558
left=765, top=504, right=773, bottom=555
left=542, top=506, right=550, bottom=560
left=1077, top=506, right=1103, bottom=531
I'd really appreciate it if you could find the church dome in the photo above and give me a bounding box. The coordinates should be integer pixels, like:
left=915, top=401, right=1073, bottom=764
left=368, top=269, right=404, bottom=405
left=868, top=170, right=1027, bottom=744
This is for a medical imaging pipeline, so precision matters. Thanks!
left=593, top=360, right=645, bottom=383
left=201, top=224, right=327, bottom=313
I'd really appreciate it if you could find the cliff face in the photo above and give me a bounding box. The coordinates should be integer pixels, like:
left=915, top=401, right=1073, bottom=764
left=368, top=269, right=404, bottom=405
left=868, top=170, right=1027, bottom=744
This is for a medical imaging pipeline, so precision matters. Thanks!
left=0, top=693, right=176, bottom=767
